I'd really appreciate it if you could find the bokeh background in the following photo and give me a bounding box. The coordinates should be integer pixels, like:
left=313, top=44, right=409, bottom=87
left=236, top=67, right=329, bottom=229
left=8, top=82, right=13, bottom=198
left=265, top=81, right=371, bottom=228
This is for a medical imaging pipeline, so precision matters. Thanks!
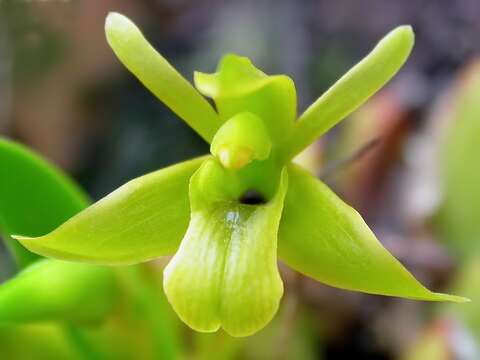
left=1, top=0, right=480, bottom=359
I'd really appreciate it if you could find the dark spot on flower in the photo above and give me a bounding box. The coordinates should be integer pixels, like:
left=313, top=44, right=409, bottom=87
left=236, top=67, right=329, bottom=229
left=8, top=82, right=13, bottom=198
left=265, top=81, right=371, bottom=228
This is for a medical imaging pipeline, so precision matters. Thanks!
left=239, top=189, right=266, bottom=205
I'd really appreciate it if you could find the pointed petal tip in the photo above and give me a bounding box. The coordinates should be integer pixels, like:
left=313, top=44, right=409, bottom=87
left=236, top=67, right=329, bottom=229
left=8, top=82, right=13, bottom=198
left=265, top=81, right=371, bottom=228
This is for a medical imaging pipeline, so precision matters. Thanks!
left=429, top=292, right=470, bottom=303
left=11, top=234, right=38, bottom=245
left=11, top=234, right=44, bottom=255
left=11, top=234, right=32, bottom=240
left=379, top=292, right=469, bottom=303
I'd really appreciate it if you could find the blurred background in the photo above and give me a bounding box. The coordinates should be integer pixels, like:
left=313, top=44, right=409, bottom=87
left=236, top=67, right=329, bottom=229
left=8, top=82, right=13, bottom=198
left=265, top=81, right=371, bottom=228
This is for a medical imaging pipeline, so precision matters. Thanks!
left=1, top=0, right=480, bottom=359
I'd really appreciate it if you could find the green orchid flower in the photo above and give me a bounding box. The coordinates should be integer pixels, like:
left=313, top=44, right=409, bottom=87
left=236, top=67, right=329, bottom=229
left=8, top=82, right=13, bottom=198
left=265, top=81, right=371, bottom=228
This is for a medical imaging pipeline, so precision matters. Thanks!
left=14, top=13, right=466, bottom=337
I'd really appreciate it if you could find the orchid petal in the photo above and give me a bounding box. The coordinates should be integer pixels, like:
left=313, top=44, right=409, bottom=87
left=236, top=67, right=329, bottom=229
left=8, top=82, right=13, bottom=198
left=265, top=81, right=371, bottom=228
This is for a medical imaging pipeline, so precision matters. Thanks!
left=15, top=157, right=207, bottom=265
left=105, top=12, right=222, bottom=142
left=278, top=164, right=467, bottom=302
left=285, top=26, right=414, bottom=158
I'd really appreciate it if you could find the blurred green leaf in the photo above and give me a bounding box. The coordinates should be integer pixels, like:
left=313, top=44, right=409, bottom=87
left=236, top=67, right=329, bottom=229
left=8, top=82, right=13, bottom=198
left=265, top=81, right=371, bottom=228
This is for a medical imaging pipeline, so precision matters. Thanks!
left=441, top=256, right=480, bottom=342
left=16, top=157, right=206, bottom=265
left=193, top=331, right=245, bottom=360
left=278, top=164, right=466, bottom=302
left=438, top=63, right=480, bottom=257
left=411, top=63, right=480, bottom=359
left=0, top=138, right=118, bottom=357
left=118, top=265, right=183, bottom=360
left=0, top=259, right=118, bottom=324
left=241, top=295, right=320, bottom=360
left=0, top=138, right=119, bottom=325
left=0, top=138, right=88, bottom=268
left=105, top=12, right=222, bottom=143
left=0, top=324, right=83, bottom=360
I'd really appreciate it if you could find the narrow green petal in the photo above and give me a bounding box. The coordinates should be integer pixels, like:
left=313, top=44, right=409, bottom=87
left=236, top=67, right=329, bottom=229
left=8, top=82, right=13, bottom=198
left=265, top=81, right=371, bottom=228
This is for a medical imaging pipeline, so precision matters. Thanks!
left=0, top=259, right=118, bottom=324
left=285, top=26, right=414, bottom=159
left=194, top=54, right=296, bottom=145
left=278, top=164, right=467, bottom=302
left=105, top=12, right=221, bottom=142
left=0, top=138, right=88, bottom=268
left=164, top=160, right=288, bottom=337
left=15, top=157, right=207, bottom=265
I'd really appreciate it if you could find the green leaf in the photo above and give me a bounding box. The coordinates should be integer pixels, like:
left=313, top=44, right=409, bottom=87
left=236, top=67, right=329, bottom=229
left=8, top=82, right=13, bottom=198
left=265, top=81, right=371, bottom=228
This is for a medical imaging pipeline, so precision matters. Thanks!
left=16, top=156, right=207, bottom=265
left=105, top=12, right=222, bottom=143
left=285, top=26, right=414, bottom=159
left=164, top=160, right=288, bottom=337
left=278, top=164, right=466, bottom=302
left=0, top=138, right=89, bottom=268
left=438, top=65, right=480, bottom=258
left=195, top=54, right=296, bottom=145
left=440, top=256, right=480, bottom=342
left=117, top=265, right=184, bottom=359
left=0, top=324, right=83, bottom=360
left=0, top=138, right=121, bottom=327
left=0, top=259, right=118, bottom=324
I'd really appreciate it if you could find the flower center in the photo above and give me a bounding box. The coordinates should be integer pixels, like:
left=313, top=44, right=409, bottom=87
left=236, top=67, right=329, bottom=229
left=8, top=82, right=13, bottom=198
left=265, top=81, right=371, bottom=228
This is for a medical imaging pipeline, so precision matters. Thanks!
left=210, top=112, right=271, bottom=170
left=239, top=189, right=267, bottom=205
